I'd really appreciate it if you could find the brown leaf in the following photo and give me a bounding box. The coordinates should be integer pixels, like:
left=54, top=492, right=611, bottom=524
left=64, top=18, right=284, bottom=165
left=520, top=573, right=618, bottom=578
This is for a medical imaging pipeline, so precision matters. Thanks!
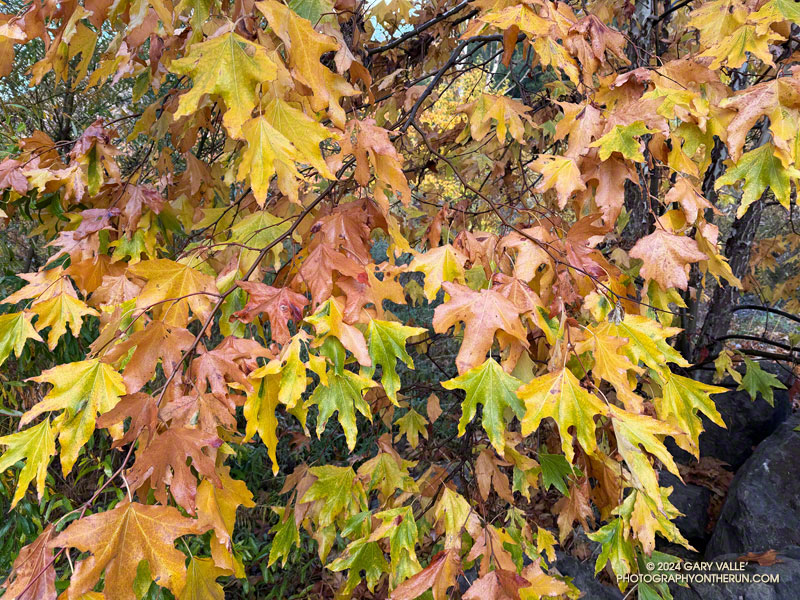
left=49, top=502, right=205, bottom=600
left=233, top=281, right=309, bottom=345
left=738, top=549, right=781, bottom=566
left=126, top=427, right=222, bottom=513
left=433, top=282, right=528, bottom=374
left=390, top=549, right=461, bottom=600
left=294, top=243, right=365, bottom=305
left=2, top=524, right=56, bottom=600
left=462, top=569, right=530, bottom=600
left=104, top=320, right=194, bottom=393
left=96, top=392, right=158, bottom=448
left=475, top=448, right=514, bottom=503
left=630, top=229, right=707, bottom=290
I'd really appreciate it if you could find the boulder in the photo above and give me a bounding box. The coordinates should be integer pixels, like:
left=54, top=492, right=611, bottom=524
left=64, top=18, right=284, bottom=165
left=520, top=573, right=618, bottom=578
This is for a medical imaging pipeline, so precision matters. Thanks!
left=706, top=417, right=800, bottom=558
left=672, top=546, right=800, bottom=600
left=552, top=551, right=623, bottom=600
left=660, top=471, right=712, bottom=549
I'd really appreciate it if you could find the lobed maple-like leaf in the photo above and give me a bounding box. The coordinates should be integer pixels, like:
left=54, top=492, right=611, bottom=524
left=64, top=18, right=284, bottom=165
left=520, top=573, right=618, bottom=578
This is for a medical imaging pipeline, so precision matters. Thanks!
left=233, top=280, right=309, bottom=345
left=2, top=524, right=57, bottom=600
left=442, top=358, right=525, bottom=455
left=433, top=282, right=528, bottom=374
left=0, top=420, right=56, bottom=508
left=49, top=502, right=205, bottom=600
left=171, top=31, right=277, bottom=138
left=126, top=427, right=222, bottom=512
left=23, top=360, right=126, bottom=475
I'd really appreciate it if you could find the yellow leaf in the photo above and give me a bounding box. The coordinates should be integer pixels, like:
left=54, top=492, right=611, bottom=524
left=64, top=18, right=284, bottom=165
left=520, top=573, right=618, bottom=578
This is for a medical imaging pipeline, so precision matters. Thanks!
left=128, top=259, right=219, bottom=327
left=30, top=292, right=99, bottom=350
left=0, top=311, right=43, bottom=366
left=257, top=0, right=356, bottom=128
left=0, top=420, right=56, bottom=508
left=22, top=360, right=126, bottom=475
left=408, top=245, right=468, bottom=302
left=180, top=557, right=229, bottom=600
left=171, top=32, right=277, bottom=138
left=518, top=368, right=607, bottom=462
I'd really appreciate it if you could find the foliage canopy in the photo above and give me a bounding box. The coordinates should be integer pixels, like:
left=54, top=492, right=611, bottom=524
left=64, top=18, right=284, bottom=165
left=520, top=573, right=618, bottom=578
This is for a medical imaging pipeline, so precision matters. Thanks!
left=0, top=0, right=798, bottom=598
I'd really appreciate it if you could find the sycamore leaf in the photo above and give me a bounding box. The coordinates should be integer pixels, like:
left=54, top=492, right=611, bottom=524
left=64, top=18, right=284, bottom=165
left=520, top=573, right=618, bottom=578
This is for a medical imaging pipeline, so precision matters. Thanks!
left=30, top=292, right=98, bottom=350
left=179, top=557, right=228, bottom=600
left=243, top=368, right=283, bottom=473
left=475, top=448, right=514, bottom=503
left=238, top=115, right=300, bottom=205
left=234, top=282, right=309, bottom=346
left=738, top=358, right=786, bottom=406
left=462, top=569, right=531, bottom=600
left=0, top=311, right=42, bottom=366
left=268, top=507, right=300, bottom=567
left=433, top=282, right=528, bottom=374
left=366, top=319, right=426, bottom=403
left=229, top=210, right=291, bottom=272
left=23, top=360, right=126, bottom=475
left=358, top=449, right=417, bottom=498
left=103, top=320, right=194, bottom=393
left=305, top=297, right=371, bottom=366
left=434, top=487, right=479, bottom=550
left=257, top=0, right=355, bottom=128
left=538, top=451, right=574, bottom=496
left=125, top=427, right=222, bottom=513
left=607, top=314, right=689, bottom=374
left=395, top=408, right=428, bottom=448
left=441, top=358, right=525, bottom=455
left=408, top=245, right=467, bottom=302
left=300, top=464, right=367, bottom=527
left=328, top=538, right=389, bottom=594
left=715, top=144, right=800, bottom=217
left=609, top=404, right=681, bottom=507
left=2, top=524, right=57, bottom=600
left=49, top=502, right=204, bottom=600
left=589, top=122, right=655, bottom=161
left=518, top=368, right=607, bottom=462
left=459, top=93, right=533, bottom=144
left=0, top=420, right=56, bottom=508
left=196, top=467, right=255, bottom=572
left=655, top=372, right=727, bottom=455
left=372, top=506, right=422, bottom=584
left=586, top=517, right=635, bottom=579
left=390, top=549, right=460, bottom=600
left=307, top=370, right=375, bottom=451
left=128, top=259, right=219, bottom=327
left=529, top=155, right=586, bottom=208
left=171, top=32, right=277, bottom=138
left=630, top=229, right=708, bottom=291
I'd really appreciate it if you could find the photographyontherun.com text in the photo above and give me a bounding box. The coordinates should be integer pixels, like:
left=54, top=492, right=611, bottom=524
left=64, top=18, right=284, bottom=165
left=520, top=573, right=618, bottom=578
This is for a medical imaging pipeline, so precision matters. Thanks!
left=618, top=561, right=781, bottom=585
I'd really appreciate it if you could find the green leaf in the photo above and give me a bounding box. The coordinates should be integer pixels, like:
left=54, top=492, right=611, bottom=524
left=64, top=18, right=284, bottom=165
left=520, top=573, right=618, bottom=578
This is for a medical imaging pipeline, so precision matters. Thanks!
left=589, top=121, right=655, bottom=161
left=587, top=518, right=635, bottom=579
left=327, top=538, right=389, bottom=595
left=0, top=311, right=42, bottom=367
left=715, top=144, right=800, bottom=217
left=655, top=372, right=727, bottom=455
left=373, top=506, right=422, bottom=584
left=366, top=320, right=426, bottom=403
left=538, top=451, right=574, bottom=496
left=301, top=465, right=367, bottom=527
left=170, top=32, right=278, bottom=137
left=395, top=408, right=428, bottom=449
left=268, top=507, right=300, bottom=567
left=307, top=370, right=375, bottom=451
left=441, top=357, right=524, bottom=455
left=0, top=420, right=56, bottom=508
left=738, top=358, right=786, bottom=406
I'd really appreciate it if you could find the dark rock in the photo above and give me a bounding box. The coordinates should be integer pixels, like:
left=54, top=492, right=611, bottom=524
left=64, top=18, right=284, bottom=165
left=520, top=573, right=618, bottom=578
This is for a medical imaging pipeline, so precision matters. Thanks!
left=552, top=551, right=623, bottom=600
left=667, top=385, right=791, bottom=470
left=660, top=471, right=712, bottom=549
left=706, top=417, right=800, bottom=558
left=672, top=546, right=800, bottom=600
